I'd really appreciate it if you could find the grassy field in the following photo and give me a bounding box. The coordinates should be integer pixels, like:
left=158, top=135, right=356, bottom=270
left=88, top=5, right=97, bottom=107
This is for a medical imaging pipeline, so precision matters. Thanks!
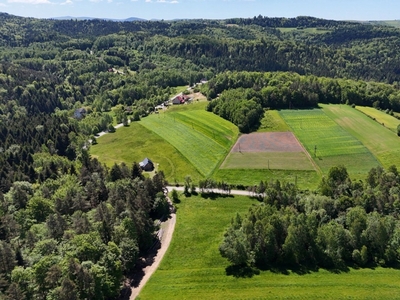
left=213, top=169, right=320, bottom=190
left=323, top=104, right=400, bottom=169
left=140, top=103, right=238, bottom=177
left=280, top=108, right=380, bottom=179
left=220, top=152, right=315, bottom=170
left=90, top=123, right=202, bottom=183
left=356, top=106, right=400, bottom=133
left=258, top=110, right=291, bottom=132
left=139, top=195, right=400, bottom=300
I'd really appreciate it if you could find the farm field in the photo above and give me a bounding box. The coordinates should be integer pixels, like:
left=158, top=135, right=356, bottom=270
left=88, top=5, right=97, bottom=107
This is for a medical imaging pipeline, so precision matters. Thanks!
left=356, top=106, right=400, bottom=133
left=139, top=103, right=238, bottom=177
left=90, top=122, right=202, bottom=183
left=280, top=108, right=381, bottom=179
left=213, top=169, right=320, bottom=190
left=221, top=132, right=315, bottom=171
left=323, top=104, right=400, bottom=169
left=220, top=152, right=314, bottom=170
left=139, top=195, right=400, bottom=300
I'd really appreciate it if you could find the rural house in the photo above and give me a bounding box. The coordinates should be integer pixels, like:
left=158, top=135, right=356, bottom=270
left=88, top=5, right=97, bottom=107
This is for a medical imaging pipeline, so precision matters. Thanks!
left=172, top=94, right=191, bottom=105
left=139, top=158, right=155, bottom=171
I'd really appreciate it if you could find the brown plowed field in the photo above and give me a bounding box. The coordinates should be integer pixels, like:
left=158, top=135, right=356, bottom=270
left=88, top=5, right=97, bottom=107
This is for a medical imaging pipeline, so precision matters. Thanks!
left=231, top=132, right=304, bottom=153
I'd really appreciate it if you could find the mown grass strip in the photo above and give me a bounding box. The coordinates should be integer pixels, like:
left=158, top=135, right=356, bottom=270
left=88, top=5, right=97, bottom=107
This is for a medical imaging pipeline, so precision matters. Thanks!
left=139, top=195, right=400, bottom=300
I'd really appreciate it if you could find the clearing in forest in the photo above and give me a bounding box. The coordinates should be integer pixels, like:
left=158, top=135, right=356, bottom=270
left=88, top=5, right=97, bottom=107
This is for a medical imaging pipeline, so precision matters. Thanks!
left=220, top=132, right=315, bottom=171
left=280, top=107, right=381, bottom=179
left=139, top=195, right=400, bottom=300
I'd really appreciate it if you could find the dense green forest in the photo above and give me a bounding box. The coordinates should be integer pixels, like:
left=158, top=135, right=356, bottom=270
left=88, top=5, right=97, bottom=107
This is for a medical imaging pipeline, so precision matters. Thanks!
left=220, top=165, right=400, bottom=271
left=2, top=12, right=400, bottom=298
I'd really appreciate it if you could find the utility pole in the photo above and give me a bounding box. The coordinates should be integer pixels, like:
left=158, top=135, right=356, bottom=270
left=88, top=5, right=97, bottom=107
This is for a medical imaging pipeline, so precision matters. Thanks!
left=314, top=145, right=317, bottom=157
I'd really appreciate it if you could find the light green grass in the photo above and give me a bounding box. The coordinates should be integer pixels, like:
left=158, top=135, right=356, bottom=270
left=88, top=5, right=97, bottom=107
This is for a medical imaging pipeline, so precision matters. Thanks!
left=258, top=110, right=291, bottom=132
left=139, top=195, right=400, bottom=300
left=220, top=152, right=315, bottom=170
left=356, top=106, right=400, bottom=133
left=90, top=123, right=202, bottom=183
left=170, top=85, right=189, bottom=96
left=140, top=105, right=238, bottom=177
left=213, top=169, right=320, bottom=190
left=280, top=108, right=380, bottom=177
left=323, top=104, right=400, bottom=169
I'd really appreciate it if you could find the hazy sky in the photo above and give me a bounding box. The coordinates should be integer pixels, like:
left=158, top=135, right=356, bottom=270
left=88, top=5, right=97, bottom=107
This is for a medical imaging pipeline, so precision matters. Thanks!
left=0, top=0, right=399, bottom=20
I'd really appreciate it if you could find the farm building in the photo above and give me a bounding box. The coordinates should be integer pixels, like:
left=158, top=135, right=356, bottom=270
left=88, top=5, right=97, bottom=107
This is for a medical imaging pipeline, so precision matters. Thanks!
left=139, top=158, right=155, bottom=171
left=172, top=94, right=192, bottom=105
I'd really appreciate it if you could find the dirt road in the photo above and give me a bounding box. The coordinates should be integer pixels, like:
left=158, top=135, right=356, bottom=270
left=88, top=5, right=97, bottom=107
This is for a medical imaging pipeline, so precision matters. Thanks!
left=130, top=206, right=176, bottom=300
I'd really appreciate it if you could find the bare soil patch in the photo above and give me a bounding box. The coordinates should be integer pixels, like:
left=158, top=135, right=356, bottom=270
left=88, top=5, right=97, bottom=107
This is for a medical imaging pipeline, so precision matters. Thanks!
left=231, top=132, right=304, bottom=153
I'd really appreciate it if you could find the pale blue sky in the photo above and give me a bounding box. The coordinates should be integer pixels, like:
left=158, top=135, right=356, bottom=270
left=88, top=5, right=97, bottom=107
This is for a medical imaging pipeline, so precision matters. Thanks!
left=0, top=0, right=399, bottom=21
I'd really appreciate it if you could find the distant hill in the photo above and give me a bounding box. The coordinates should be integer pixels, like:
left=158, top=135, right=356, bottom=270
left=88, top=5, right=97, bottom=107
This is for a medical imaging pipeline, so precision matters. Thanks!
left=358, top=20, right=400, bottom=28
left=51, top=16, right=147, bottom=22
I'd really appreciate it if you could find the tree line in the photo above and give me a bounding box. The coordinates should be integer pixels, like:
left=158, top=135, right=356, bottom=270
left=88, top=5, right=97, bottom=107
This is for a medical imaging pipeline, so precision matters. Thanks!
left=204, top=71, right=400, bottom=132
left=220, top=165, right=400, bottom=271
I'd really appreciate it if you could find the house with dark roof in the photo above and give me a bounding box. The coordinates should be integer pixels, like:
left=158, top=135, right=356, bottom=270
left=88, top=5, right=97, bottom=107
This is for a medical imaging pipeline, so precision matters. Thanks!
left=139, top=158, right=154, bottom=171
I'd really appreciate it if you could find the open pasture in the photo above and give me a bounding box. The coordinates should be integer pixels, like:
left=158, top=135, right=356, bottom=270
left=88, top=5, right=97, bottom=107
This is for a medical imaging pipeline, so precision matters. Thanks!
left=139, top=195, right=400, bottom=300
left=280, top=108, right=380, bottom=177
left=323, top=104, right=400, bottom=169
left=356, top=106, right=400, bottom=133
left=139, top=104, right=238, bottom=177
left=90, top=123, right=202, bottom=183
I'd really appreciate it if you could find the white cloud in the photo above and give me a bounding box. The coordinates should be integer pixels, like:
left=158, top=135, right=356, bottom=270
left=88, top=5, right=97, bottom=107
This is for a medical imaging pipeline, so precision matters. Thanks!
left=60, top=0, right=72, bottom=5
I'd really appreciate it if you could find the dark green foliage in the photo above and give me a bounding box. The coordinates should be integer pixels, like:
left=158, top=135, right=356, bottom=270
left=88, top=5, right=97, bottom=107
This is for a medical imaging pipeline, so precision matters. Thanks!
left=221, top=166, right=400, bottom=271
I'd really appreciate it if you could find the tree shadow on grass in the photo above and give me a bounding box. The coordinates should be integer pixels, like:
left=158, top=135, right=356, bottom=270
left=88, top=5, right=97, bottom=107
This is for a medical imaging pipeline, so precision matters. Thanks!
left=225, top=264, right=260, bottom=278
left=200, top=192, right=234, bottom=200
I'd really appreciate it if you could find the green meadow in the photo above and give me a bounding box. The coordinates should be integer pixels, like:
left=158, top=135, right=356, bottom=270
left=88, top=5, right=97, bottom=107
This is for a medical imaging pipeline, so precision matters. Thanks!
left=140, top=103, right=238, bottom=177
left=90, top=122, right=202, bottom=183
left=92, top=102, right=238, bottom=182
left=280, top=108, right=381, bottom=179
left=323, top=104, right=400, bottom=169
left=213, top=169, right=320, bottom=190
left=220, top=152, right=315, bottom=170
left=258, top=110, right=291, bottom=132
left=139, top=195, right=400, bottom=300
left=356, top=106, right=400, bottom=133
